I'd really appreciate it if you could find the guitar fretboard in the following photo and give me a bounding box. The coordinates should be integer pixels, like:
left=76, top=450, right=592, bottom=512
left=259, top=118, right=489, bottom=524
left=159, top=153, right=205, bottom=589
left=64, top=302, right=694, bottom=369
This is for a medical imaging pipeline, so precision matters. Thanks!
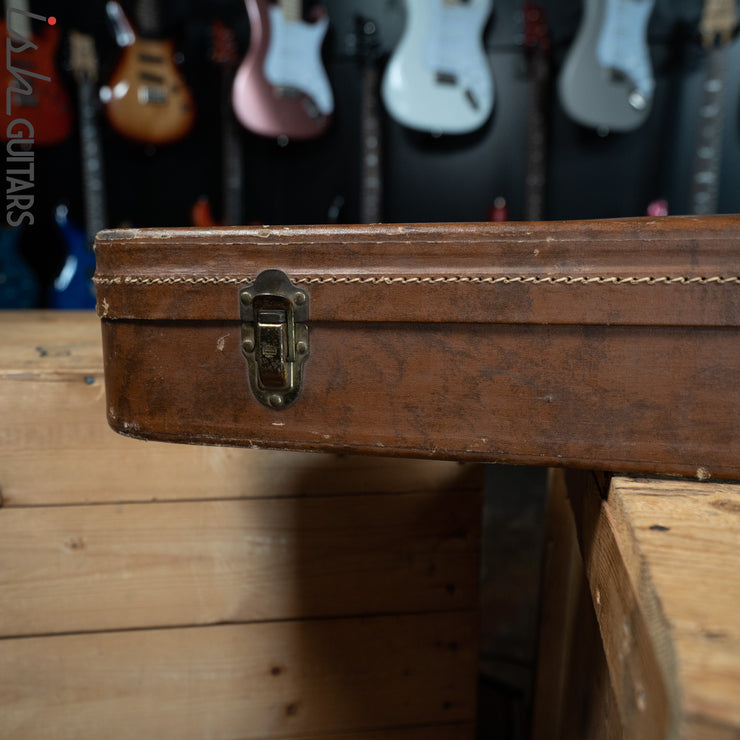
left=221, top=67, right=243, bottom=225
left=524, top=52, right=548, bottom=222
left=360, top=64, right=382, bottom=224
left=690, top=46, right=727, bottom=215
left=78, top=79, right=107, bottom=246
left=136, top=0, right=160, bottom=35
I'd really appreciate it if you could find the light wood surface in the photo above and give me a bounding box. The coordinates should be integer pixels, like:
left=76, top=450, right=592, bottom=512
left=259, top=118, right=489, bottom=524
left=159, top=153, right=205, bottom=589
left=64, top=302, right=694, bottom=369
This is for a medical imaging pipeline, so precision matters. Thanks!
left=0, top=614, right=476, bottom=739
left=0, top=311, right=481, bottom=506
left=532, top=469, right=621, bottom=740
left=0, top=491, right=480, bottom=637
left=566, top=472, right=740, bottom=739
left=610, top=477, right=740, bottom=739
left=0, top=311, right=482, bottom=738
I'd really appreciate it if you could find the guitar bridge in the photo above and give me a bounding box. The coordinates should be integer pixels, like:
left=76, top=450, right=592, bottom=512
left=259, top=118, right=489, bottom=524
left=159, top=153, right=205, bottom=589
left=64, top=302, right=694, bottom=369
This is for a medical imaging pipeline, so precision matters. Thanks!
left=138, top=86, right=167, bottom=105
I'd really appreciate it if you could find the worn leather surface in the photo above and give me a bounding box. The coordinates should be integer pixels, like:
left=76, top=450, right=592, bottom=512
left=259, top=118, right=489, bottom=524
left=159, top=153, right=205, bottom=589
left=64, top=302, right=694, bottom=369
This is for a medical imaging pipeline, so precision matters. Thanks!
left=95, top=217, right=740, bottom=479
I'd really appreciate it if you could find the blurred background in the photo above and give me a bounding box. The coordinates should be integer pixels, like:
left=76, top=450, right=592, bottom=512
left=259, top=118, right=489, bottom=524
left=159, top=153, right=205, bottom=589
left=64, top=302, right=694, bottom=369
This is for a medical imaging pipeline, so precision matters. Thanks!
left=1, top=0, right=739, bottom=308
left=2, top=3, right=738, bottom=735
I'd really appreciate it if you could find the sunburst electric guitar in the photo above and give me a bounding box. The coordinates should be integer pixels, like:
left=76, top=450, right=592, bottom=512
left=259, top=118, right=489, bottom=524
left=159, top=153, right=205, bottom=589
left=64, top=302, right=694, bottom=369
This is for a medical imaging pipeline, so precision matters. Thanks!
left=231, top=0, right=334, bottom=140
left=101, top=0, right=195, bottom=145
left=381, top=0, right=495, bottom=135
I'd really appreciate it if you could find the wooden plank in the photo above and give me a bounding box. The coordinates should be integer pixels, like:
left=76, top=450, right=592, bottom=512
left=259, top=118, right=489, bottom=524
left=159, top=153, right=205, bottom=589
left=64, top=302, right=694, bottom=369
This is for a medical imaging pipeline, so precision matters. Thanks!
left=531, top=469, right=621, bottom=740
left=0, top=613, right=477, bottom=739
left=274, top=727, right=473, bottom=740
left=568, top=473, right=740, bottom=739
left=0, top=491, right=480, bottom=637
left=608, top=477, right=740, bottom=739
left=0, top=311, right=482, bottom=506
left=567, top=470, right=672, bottom=739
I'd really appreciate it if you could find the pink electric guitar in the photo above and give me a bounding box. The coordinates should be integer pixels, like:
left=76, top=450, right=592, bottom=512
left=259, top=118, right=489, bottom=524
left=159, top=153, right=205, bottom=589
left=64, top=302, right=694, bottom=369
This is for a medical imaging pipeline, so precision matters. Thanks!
left=231, top=0, right=334, bottom=140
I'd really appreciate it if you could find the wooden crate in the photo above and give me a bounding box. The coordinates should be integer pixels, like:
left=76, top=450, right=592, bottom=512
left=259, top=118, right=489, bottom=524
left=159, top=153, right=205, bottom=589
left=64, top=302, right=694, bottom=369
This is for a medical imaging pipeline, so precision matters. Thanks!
left=0, top=311, right=483, bottom=739
left=534, top=470, right=740, bottom=739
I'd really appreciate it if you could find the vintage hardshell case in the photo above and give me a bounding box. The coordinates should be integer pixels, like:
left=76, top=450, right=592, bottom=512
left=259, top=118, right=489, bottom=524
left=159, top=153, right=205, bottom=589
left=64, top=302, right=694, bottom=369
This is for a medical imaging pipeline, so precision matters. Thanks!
left=94, top=217, right=740, bottom=480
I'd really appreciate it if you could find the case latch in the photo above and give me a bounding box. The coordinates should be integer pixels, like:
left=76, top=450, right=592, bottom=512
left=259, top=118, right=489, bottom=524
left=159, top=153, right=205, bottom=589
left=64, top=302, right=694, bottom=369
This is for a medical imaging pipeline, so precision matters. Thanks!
left=239, top=270, right=309, bottom=409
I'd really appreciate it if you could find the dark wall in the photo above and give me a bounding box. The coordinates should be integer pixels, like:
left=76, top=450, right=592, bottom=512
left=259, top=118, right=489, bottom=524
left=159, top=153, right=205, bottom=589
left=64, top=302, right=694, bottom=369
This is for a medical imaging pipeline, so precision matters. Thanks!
left=4, top=0, right=740, bottom=303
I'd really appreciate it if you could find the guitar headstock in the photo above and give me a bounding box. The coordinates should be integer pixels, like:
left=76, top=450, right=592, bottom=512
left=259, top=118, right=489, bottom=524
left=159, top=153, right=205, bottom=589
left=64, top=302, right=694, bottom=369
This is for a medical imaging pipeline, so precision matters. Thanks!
left=69, top=30, right=99, bottom=83
left=352, top=15, right=381, bottom=67
left=699, top=0, right=739, bottom=48
left=523, top=2, right=551, bottom=56
left=212, top=20, right=238, bottom=67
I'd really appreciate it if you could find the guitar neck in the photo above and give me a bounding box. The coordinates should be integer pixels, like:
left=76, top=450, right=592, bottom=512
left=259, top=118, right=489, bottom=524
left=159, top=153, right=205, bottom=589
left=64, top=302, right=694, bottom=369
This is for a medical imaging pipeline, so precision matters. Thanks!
left=5, top=0, right=31, bottom=40
left=689, top=45, right=727, bottom=215
left=221, top=71, right=244, bottom=226
left=77, top=79, right=108, bottom=246
left=279, top=0, right=303, bottom=22
left=524, top=51, right=549, bottom=222
left=136, top=0, right=161, bottom=36
left=360, top=65, right=382, bottom=224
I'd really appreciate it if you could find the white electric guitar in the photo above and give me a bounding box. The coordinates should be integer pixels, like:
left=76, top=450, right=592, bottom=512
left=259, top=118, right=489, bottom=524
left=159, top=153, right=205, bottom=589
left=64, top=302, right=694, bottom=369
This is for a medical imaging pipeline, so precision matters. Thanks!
left=381, top=0, right=494, bottom=135
left=558, top=0, right=657, bottom=132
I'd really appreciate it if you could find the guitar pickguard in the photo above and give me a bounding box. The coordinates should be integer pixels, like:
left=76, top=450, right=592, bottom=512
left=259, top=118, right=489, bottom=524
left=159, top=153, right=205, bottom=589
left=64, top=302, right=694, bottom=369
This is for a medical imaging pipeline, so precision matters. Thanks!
left=558, top=0, right=657, bottom=131
left=596, top=0, right=655, bottom=109
left=381, top=0, right=494, bottom=135
left=264, top=6, right=333, bottom=116
left=424, top=2, right=492, bottom=112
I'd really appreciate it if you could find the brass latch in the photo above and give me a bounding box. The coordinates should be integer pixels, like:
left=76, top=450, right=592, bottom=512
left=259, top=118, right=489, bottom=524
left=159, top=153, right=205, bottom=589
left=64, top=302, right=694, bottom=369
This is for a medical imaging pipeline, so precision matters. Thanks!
left=239, top=270, right=309, bottom=409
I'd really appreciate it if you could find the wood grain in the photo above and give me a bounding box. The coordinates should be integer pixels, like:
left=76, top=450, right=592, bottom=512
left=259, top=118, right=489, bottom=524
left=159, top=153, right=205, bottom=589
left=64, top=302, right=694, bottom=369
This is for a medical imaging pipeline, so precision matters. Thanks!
left=0, top=311, right=482, bottom=506
left=531, top=469, right=621, bottom=740
left=610, top=477, right=740, bottom=739
left=276, top=728, right=474, bottom=740
left=0, top=614, right=477, bottom=739
left=567, top=473, right=740, bottom=739
left=0, top=491, right=480, bottom=637
left=0, top=311, right=483, bottom=737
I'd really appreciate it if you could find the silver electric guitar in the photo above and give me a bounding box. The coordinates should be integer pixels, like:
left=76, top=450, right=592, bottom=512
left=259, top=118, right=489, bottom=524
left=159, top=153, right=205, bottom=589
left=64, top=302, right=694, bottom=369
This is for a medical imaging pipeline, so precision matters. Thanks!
left=558, top=0, right=657, bottom=132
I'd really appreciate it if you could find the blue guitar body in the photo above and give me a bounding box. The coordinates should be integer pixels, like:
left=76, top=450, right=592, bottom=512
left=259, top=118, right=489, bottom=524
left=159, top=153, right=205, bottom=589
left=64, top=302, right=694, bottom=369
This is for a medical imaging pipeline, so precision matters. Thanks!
left=0, top=227, right=38, bottom=308
left=51, top=209, right=97, bottom=309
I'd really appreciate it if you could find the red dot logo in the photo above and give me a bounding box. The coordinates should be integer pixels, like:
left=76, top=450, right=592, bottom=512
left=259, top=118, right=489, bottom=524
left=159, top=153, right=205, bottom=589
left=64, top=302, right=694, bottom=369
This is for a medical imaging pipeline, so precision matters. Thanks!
left=47, top=16, right=56, bottom=25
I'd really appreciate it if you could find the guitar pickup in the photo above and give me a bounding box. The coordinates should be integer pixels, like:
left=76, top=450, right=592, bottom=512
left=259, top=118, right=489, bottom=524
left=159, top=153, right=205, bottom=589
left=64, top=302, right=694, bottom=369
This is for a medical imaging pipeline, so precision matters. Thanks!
left=435, top=71, right=458, bottom=85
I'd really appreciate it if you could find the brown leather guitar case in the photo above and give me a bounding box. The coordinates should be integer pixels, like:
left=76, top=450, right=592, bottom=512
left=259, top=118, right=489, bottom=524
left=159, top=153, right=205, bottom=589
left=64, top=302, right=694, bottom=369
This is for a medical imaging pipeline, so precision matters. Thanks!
left=94, top=216, right=740, bottom=480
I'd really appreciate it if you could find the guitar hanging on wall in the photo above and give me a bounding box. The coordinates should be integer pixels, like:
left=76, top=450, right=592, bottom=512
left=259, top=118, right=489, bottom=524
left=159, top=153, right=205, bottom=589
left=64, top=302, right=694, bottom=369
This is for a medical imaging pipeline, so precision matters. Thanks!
left=558, top=0, right=657, bottom=132
left=522, top=2, right=551, bottom=222
left=1, top=0, right=72, bottom=146
left=52, top=31, right=108, bottom=309
left=354, top=15, right=384, bottom=224
left=381, top=0, right=495, bottom=135
left=487, top=3, right=551, bottom=224
left=689, top=0, right=738, bottom=215
left=0, top=229, right=37, bottom=308
left=101, top=0, right=195, bottom=145
left=192, top=22, right=245, bottom=227
left=231, top=0, right=334, bottom=140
